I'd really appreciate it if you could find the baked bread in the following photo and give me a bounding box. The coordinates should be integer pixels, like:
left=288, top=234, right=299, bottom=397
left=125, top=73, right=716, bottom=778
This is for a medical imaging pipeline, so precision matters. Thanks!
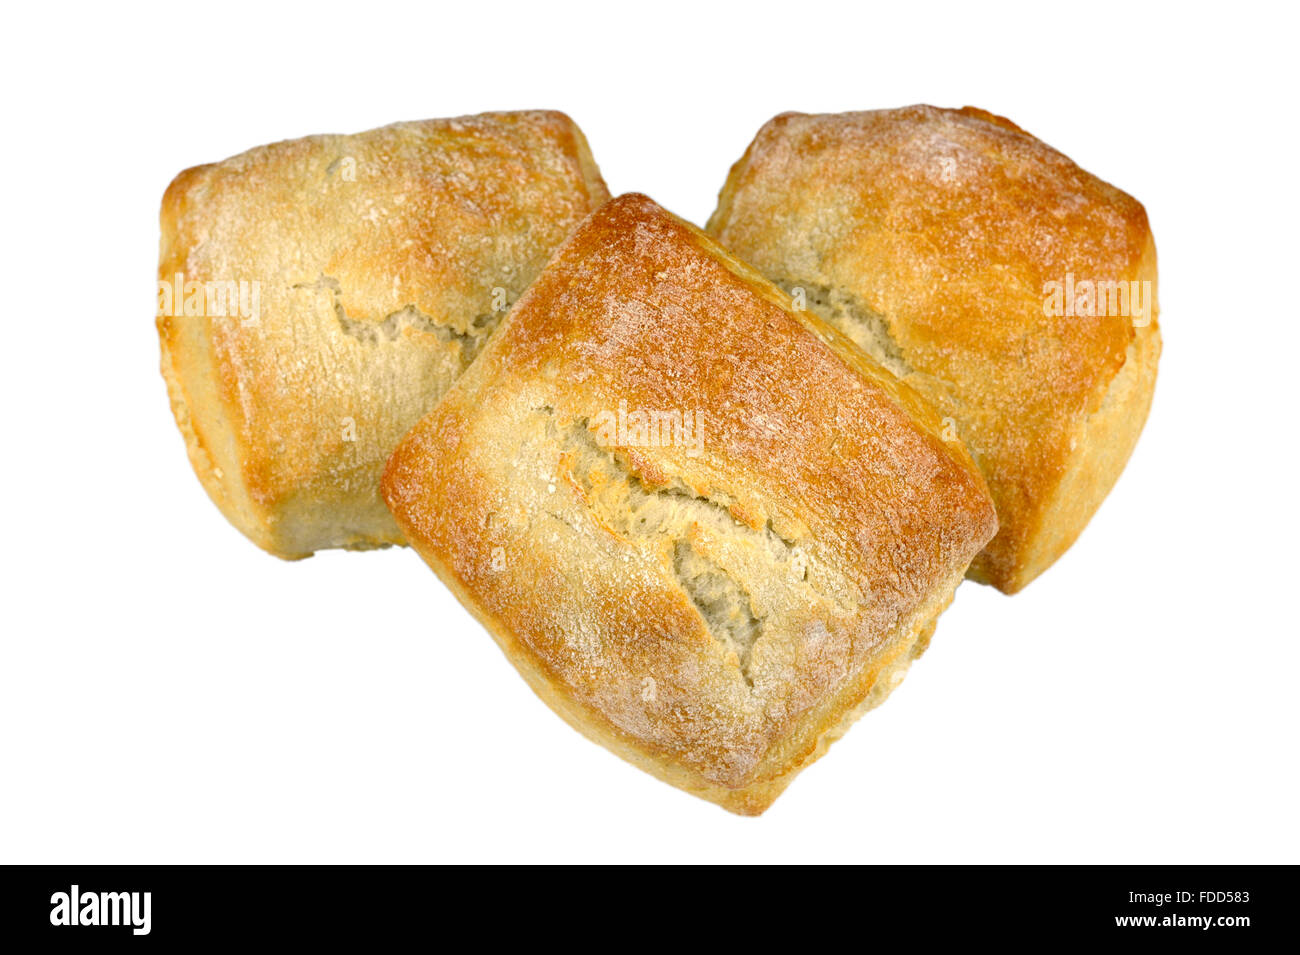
left=707, top=106, right=1160, bottom=593
left=157, top=110, right=609, bottom=558
left=382, top=194, right=997, bottom=813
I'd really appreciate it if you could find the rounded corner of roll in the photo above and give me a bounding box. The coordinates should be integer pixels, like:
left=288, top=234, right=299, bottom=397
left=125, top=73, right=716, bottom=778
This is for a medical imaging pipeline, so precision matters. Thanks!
left=160, top=162, right=210, bottom=219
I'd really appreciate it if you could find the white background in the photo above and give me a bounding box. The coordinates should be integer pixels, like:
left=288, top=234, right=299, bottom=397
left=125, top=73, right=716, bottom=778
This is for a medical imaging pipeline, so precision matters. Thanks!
left=3, top=1, right=1296, bottom=863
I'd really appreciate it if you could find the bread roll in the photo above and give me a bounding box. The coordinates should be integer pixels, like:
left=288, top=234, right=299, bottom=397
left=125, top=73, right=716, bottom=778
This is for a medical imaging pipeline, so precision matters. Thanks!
left=383, top=194, right=997, bottom=813
left=707, top=106, right=1160, bottom=593
left=157, top=111, right=609, bottom=558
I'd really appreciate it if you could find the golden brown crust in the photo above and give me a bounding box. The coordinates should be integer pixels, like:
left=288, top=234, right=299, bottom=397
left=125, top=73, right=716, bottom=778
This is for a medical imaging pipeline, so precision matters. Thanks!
left=707, top=105, right=1161, bottom=592
left=383, top=194, right=997, bottom=812
left=157, top=110, right=610, bottom=558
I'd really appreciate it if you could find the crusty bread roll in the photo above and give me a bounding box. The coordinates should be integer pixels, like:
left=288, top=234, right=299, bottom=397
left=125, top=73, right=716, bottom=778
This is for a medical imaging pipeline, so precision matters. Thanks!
left=158, top=111, right=609, bottom=558
left=707, top=106, right=1160, bottom=593
left=383, top=194, right=997, bottom=813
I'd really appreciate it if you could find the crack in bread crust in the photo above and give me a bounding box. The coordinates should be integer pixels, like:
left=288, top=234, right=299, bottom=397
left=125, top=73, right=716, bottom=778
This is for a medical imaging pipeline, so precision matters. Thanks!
left=293, top=275, right=502, bottom=359
left=672, top=539, right=762, bottom=686
left=554, top=418, right=863, bottom=690
left=775, top=279, right=913, bottom=379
